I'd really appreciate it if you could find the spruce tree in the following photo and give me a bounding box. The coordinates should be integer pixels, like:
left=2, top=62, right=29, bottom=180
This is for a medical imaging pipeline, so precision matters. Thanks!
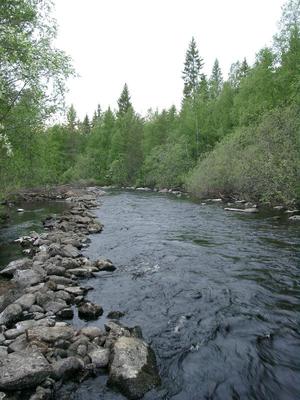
left=67, top=104, right=77, bottom=131
left=117, top=83, right=132, bottom=116
left=81, top=114, right=90, bottom=134
left=182, top=37, right=204, bottom=99
left=209, top=59, right=223, bottom=99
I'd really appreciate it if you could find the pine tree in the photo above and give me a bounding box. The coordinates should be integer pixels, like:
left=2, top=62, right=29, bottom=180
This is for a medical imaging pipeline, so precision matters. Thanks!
left=182, top=37, right=204, bottom=99
left=117, top=83, right=132, bottom=116
left=81, top=114, right=90, bottom=135
left=209, top=59, right=223, bottom=99
left=67, top=104, right=77, bottom=131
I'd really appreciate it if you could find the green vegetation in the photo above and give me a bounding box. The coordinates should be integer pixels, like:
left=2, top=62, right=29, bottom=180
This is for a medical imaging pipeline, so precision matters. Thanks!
left=0, top=0, right=299, bottom=206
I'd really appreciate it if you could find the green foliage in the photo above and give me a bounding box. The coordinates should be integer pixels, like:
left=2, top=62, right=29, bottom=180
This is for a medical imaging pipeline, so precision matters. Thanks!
left=187, top=106, right=300, bottom=205
left=142, top=138, right=193, bottom=188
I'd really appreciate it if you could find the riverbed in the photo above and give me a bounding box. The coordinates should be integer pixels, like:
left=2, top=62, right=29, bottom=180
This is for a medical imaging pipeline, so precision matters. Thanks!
left=1, top=190, right=300, bottom=399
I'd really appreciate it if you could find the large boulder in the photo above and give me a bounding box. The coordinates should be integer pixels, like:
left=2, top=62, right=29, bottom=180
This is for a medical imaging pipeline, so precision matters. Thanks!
left=0, top=258, right=32, bottom=278
left=108, top=336, right=160, bottom=399
left=0, top=351, right=52, bottom=390
left=0, top=303, right=23, bottom=326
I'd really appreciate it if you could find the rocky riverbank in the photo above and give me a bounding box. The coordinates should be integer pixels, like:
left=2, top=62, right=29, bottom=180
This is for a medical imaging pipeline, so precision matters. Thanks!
left=0, top=187, right=160, bottom=400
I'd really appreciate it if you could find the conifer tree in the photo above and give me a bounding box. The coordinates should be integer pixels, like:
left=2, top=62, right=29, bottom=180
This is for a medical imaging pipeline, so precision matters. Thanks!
left=117, top=83, right=132, bottom=116
left=81, top=114, right=90, bottom=134
left=67, top=105, right=77, bottom=131
left=182, top=37, right=204, bottom=99
left=209, top=59, right=223, bottom=99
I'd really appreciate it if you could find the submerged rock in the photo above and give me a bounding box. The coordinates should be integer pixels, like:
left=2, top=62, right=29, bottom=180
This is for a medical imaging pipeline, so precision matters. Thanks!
left=108, top=336, right=160, bottom=399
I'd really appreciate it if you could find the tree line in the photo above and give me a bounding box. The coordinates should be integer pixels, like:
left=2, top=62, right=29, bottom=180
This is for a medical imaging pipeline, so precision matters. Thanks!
left=0, top=0, right=299, bottom=206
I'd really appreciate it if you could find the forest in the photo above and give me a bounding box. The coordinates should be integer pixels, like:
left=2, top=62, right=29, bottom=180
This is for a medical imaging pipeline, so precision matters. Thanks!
left=1, top=0, right=300, bottom=206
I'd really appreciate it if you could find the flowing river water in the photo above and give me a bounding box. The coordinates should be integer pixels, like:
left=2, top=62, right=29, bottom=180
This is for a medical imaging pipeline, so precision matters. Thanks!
left=1, top=190, right=300, bottom=399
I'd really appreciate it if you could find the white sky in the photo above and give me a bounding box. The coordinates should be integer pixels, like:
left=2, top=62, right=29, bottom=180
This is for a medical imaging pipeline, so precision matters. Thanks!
left=53, top=0, right=285, bottom=119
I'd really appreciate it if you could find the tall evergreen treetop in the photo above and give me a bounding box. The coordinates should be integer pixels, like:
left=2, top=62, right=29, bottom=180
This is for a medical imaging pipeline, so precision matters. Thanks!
left=209, top=59, right=223, bottom=99
left=117, top=83, right=132, bottom=116
left=182, top=37, right=204, bottom=100
left=67, top=104, right=77, bottom=131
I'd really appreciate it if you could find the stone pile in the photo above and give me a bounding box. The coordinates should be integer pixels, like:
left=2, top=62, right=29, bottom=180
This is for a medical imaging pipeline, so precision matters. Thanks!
left=0, top=187, right=160, bottom=400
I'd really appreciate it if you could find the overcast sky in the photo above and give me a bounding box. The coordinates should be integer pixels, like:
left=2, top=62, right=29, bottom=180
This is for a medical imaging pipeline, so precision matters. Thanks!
left=53, top=0, right=285, bottom=119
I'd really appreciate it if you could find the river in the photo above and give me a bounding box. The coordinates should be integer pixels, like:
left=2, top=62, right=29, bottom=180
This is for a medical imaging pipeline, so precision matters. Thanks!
left=1, top=190, right=300, bottom=399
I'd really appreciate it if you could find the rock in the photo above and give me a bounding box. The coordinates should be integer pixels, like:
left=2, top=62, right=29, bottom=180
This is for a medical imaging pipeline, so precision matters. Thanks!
left=28, top=325, right=75, bottom=343
left=0, top=303, right=23, bottom=326
left=43, top=301, right=67, bottom=314
left=108, top=336, right=160, bottom=399
left=78, top=302, right=103, bottom=320
left=107, top=311, right=125, bottom=320
left=56, top=308, right=74, bottom=320
left=64, top=286, right=84, bottom=296
left=0, top=351, right=52, bottom=390
left=13, top=268, right=46, bottom=287
left=80, top=326, right=103, bottom=339
left=60, top=244, right=80, bottom=259
left=0, top=347, right=8, bottom=357
left=47, top=276, right=74, bottom=285
left=289, top=215, right=300, bottom=221
left=45, top=265, right=66, bottom=276
left=15, top=293, right=36, bottom=310
left=29, top=385, right=52, bottom=400
left=36, top=291, right=55, bottom=308
left=0, top=258, right=32, bottom=278
left=88, top=223, right=103, bottom=233
left=67, top=268, right=94, bottom=278
left=52, top=357, right=84, bottom=381
left=4, top=328, right=25, bottom=340
left=89, top=347, right=110, bottom=368
left=224, top=207, right=259, bottom=213
left=94, top=259, right=116, bottom=272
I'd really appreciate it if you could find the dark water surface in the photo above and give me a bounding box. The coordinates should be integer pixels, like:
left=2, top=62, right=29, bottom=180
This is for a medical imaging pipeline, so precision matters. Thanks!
left=0, top=201, right=69, bottom=269
left=73, top=191, right=300, bottom=400
left=1, top=191, right=300, bottom=399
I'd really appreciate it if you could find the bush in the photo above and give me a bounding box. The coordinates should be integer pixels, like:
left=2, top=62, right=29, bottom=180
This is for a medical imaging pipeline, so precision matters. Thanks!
left=186, top=106, right=300, bottom=205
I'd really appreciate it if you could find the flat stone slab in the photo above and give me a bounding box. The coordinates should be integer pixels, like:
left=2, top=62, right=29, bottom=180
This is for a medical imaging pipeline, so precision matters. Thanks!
left=28, top=325, right=75, bottom=343
left=0, top=351, right=52, bottom=390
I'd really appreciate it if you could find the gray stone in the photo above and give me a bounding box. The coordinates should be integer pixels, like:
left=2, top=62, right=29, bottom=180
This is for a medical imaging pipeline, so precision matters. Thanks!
left=0, top=303, right=23, bottom=326
left=89, top=347, right=110, bottom=368
left=80, top=326, right=103, bottom=339
left=289, top=215, right=300, bottom=221
left=0, top=351, right=52, bottom=390
left=43, top=301, right=67, bottom=314
left=45, top=265, right=66, bottom=276
left=0, top=258, right=32, bottom=278
left=28, top=325, right=75, bottom=343
left=52, top=357, right=84, bottom=381
left=94, top=259, right=116, bottom=272
left=60, top=244, right=80, bottom=258
left=67, top=268, right=94, bottom=278
left=13, top=268, right=45, bottom=287
left=108, top=336, right=160, bottom=399
left=0, top=347, right=8, bottom=357
left=78, top=302, right=103, bottom=320
left=15, top=293, right=36, bottom=310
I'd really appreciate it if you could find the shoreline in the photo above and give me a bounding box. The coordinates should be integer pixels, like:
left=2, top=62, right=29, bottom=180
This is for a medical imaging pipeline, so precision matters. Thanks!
left=0, top=186, right=160, bottom=400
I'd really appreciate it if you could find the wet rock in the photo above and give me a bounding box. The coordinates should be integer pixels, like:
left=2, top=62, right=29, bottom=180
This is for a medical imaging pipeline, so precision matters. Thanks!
left=67, top=268, right=94, bottom=278
left=0, top=258, right=32, bottom=278
left=47, top=276, right=74, bottom=285
left=0, top=303, right=23, bottom=326
left=56, top=308, right=74, bottom=320
left=107, top=311, right=125, bottom=320
left=0, top=351, right=52, bottom=390
left=88, top=223, right=103, bottom=234
left=78, top=302, right=103, bottom=320
left=289, top=215, right=300, bottom=221
left=89, top=347, right=110, bottom=368
left=29, top=386, right=52, bottom=400
left=224, top=207, right=259, bottom=213
left=52, top=357, right=84, bottom=381
left=108, top=336, right=160, bottom=399
left=94, top=259, right=116, bottom=272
